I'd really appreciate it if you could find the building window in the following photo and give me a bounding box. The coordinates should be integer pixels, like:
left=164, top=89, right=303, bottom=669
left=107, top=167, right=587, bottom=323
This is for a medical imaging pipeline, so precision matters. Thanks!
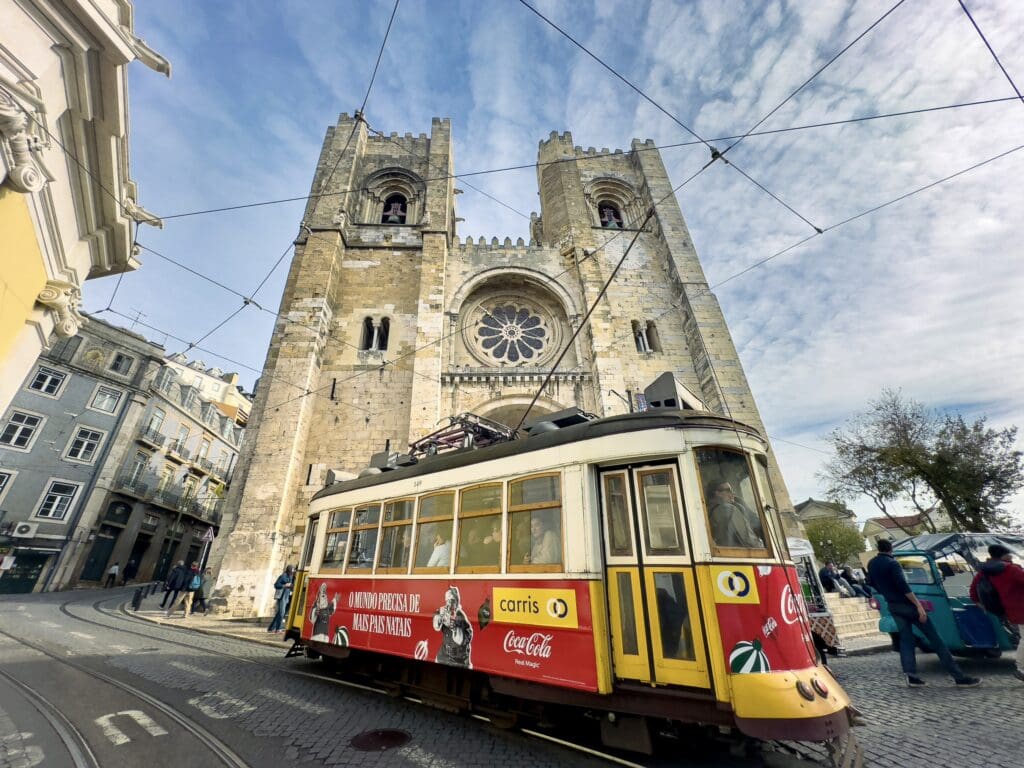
left=66, top=427, right=104, bottom=463
left=127, top=451, right=149, bottom=484
left=49, top=335, right=82, bottom=363
left=197, top=439, right=210, bottom=462
left=147, top=408, right=166, bottom=432
left=476, top=303, right=548, bottom=364
left=176, top=425, right=189, bottom=452
left=110, top=353, right=134, bottom=375
left=598, top=202, right=624, bottom=229
left=28, top=366, right=67, bottom=396
left=0, top=411, right=43, bottom=450
left=0, top=471, right=13, bottom=504
left=35, top=480, right=80, bottom=520
left=631, top=320, right=661, bottom=353
left=381, top=194, right=407, bottom=224
left=90, top=386, right=123, bottom=414
left=359, top=318, right=390, bottom=352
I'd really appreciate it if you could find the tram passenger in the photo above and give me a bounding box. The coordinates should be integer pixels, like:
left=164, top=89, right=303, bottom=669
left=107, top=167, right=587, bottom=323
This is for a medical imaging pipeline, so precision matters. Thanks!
left=707, top=482, right=764, bottom=549
left=481, top=521, right=501, bottom=562
left=524, top=514, right=560, bottom=565
left=427, top=533, right=452, bottom=567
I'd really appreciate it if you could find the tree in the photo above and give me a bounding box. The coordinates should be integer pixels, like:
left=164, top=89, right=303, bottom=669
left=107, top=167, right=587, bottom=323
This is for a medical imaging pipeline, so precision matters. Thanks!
left=805, top=518, right=865, bottom=565
left=819, top=389, right=1023, bottom=533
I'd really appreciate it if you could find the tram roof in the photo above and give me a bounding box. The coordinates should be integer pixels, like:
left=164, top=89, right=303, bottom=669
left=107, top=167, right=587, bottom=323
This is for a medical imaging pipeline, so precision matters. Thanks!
left=312, top=409, right=762, bottom=501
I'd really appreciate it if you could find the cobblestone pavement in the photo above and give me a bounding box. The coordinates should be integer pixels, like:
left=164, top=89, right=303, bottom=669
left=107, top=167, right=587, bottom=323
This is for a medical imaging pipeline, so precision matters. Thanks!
left=1, top=589, right=794, bottom=768
left=826, top=649, right=1023, bottom=766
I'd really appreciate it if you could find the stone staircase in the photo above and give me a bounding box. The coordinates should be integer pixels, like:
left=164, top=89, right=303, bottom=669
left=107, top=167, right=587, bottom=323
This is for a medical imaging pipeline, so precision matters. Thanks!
left=825, top=593, right=891, bottom=650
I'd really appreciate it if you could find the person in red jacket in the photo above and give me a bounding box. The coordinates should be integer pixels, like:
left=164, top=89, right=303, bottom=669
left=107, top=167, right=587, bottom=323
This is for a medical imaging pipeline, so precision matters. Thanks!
left=970, top=543, right=1024, bottom=682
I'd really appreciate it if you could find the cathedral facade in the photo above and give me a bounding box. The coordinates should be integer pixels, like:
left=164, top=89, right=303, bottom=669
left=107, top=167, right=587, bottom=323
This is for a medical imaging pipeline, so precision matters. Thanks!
left=211, top=115, right=795, bottom=616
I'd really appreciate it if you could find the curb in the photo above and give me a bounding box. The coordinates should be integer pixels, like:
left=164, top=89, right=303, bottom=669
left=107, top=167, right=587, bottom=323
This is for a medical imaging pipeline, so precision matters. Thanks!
left=127, top=605, right=290, bottom=650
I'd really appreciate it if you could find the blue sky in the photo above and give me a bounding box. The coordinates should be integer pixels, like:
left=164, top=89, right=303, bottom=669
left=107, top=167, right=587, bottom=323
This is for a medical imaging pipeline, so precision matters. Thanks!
left=92, top=0, right=1024, bottom=523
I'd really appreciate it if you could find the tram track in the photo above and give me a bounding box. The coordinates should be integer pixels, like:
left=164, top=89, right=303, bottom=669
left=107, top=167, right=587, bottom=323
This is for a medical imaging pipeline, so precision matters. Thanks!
left=0, top=623, right=250, bottom=768
left=45, top=593, right=833, bottom=767
left=0, top=664, right=98, bottom=768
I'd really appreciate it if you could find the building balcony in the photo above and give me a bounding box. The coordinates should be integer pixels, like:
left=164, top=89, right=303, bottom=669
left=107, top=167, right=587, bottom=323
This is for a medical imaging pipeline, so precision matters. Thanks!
left=137, top=426, right=166, bottom=448
left=115, top=474, right=154, bottom=500
left=166, top=441, right=192, bottom=463
left=185, top=498, right=223, bottom=525
left=153, top=486, right=182, bottom=509
left=193, top=457, right=215, bottom=475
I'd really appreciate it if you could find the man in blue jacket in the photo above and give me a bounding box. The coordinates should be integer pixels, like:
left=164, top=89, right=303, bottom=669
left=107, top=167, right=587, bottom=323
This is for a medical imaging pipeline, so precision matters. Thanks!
left=868, top=539, right=981, bottom=688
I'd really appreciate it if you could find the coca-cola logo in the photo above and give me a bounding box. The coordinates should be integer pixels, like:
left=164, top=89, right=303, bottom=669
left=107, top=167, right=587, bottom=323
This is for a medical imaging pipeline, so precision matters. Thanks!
left=503, top=630, right=553, bottom=658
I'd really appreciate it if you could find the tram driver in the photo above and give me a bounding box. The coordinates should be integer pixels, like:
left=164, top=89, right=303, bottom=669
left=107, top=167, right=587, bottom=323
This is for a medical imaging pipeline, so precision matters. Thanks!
left=707, top=482, right=765, bottom=549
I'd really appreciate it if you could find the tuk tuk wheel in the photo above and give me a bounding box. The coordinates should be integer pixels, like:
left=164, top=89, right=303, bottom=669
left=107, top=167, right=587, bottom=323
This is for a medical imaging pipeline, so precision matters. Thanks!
left=982, top=648, right=1002, bottom=659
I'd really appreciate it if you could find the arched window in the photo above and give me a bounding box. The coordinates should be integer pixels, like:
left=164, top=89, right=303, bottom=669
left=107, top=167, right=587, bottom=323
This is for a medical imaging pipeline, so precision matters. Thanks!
left=359, top=318, right=374, bottom=350
left=381, top=194, right=407, bottom=224
left=598, top=202, right=623, bottom=229
left=631, top=320, right=660, bottom=353
left=358, top=317, right=390, bottom=352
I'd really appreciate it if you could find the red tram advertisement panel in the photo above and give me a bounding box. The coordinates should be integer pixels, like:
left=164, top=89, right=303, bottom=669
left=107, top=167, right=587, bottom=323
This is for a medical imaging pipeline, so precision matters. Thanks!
left=303, top=577, right=600, bottom=691
left=711, top=564, right=819, bottom=674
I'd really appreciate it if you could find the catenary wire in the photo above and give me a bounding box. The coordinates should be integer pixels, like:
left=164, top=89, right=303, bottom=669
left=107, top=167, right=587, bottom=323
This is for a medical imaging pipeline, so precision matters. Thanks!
left=956, top=0, right=1024, bottom=107
left=148, top=95, right=1017, bottom=223
left=720, top=0, right=910, bottom=158
left=514, top=0, right=821, bottom=233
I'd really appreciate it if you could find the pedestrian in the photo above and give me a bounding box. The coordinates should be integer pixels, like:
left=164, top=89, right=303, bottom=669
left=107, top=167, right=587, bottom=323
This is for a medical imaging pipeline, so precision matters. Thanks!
left=121, top=559, right=138, bottom=586
left=969, top=544, right=1024, bottom=683
left=818, top=562, right=845, bottom=594
left=104, top=561, right=120, bottom=588
left=267, top=565, right=295, bottom=633
left=165, top=561, right=202, bottom=618
left=841, top=566, right=871, bottom=598
left=191, top=568, right=213, bottom=615
left=159, top=560, right=189, bottom=609
left=868, top=538, right=981, bottom=688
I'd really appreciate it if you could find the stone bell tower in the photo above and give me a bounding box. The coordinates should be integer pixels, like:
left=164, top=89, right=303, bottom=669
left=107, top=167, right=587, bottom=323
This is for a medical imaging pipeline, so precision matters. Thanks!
left=211, top=117, right=797, bottom=617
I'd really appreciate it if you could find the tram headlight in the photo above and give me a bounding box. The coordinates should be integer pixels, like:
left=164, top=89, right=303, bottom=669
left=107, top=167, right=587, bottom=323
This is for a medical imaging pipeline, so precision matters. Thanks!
left=811, top=677, right=829, bottom=698
left=795, top=680, right=816, bottom=702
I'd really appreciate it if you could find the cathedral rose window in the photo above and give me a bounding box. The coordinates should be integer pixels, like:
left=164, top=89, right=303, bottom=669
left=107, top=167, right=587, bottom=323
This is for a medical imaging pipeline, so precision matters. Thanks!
left=476, top=304, right=548, bottom=364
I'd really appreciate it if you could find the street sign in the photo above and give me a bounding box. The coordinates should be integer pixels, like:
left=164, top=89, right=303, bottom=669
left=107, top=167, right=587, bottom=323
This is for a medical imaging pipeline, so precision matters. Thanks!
left=200, top=527, right=215, bottom=543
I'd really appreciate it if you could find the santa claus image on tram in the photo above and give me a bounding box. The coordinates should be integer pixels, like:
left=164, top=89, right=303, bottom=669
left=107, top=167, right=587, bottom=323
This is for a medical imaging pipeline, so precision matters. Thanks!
left=432, top=586, right=473, bottom=668
left=309, top=582, right=339, bottom=642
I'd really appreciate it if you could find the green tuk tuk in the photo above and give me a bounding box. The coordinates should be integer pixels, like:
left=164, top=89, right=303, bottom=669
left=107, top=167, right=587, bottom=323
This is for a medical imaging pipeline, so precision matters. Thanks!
left=871, top=533, right=1023, bottom=657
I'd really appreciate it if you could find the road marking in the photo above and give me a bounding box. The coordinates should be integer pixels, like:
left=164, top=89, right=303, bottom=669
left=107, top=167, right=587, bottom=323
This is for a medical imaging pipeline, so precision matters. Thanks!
left=40, top=621, right=61, bottom=628
left=95, top=710, right=168, bottom=746
left=169, top=661, right=216, bottom=678
left=69, top=631, right=95, bottom=640
left=257, top=688, right=328, bottom=715
left=188, top=692, right=256, bottom=720
left=109, top=645, right=134, bottom=654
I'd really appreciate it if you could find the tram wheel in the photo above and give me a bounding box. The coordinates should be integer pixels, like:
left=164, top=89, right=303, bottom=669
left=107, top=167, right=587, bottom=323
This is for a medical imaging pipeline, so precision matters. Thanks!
left=305, top=647, right=321, bottom=660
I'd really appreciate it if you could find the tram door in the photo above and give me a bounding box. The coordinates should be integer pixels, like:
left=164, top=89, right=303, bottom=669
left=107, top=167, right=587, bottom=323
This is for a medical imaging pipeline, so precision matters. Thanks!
left=600, top=467, right=709, bottom=689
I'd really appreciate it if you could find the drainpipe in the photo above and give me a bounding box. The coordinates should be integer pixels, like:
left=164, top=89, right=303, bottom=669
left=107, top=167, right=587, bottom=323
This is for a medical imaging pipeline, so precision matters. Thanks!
left=42, top=383, right=138, bottom=591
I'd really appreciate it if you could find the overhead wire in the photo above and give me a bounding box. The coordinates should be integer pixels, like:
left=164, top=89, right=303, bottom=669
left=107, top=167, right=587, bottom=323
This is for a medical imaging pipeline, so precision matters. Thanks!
left=155, top=0, right=404, bottom=362
left=514, top=0, right=822, bottom=233
left=956, top=0, right=1024, bottom=107
left=148, top=95, right=1017, bottom=223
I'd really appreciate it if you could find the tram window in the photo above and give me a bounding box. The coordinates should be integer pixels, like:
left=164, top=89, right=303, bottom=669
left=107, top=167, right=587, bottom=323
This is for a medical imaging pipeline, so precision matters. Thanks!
left=616, top=572, right=640, bottom=655
left=457, top=484, right=502, bottom=572
left=300, top=514, right=320, bottom=569
left=508, top=474, right=562, bottom=572
left=637, top=469, right=685, bottom=556
left=379, top=499, right=414, bottom=572
left=695, top=448, right=770, bottom=556
left=414, top=492, right=454, bottom=572
left=754, top=455, right=789, bottom=559
left=603, top=473, right=633, bottom=557
left=347, top=504, right=381, bottom=571
left=322, top=509, right=352, bottom=570
left=653, top=572, right=696, bottom=661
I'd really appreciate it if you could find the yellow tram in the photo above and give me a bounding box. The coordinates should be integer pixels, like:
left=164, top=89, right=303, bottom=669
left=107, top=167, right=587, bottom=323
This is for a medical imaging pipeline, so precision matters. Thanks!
left=284, top=409, right=857, bottom=752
